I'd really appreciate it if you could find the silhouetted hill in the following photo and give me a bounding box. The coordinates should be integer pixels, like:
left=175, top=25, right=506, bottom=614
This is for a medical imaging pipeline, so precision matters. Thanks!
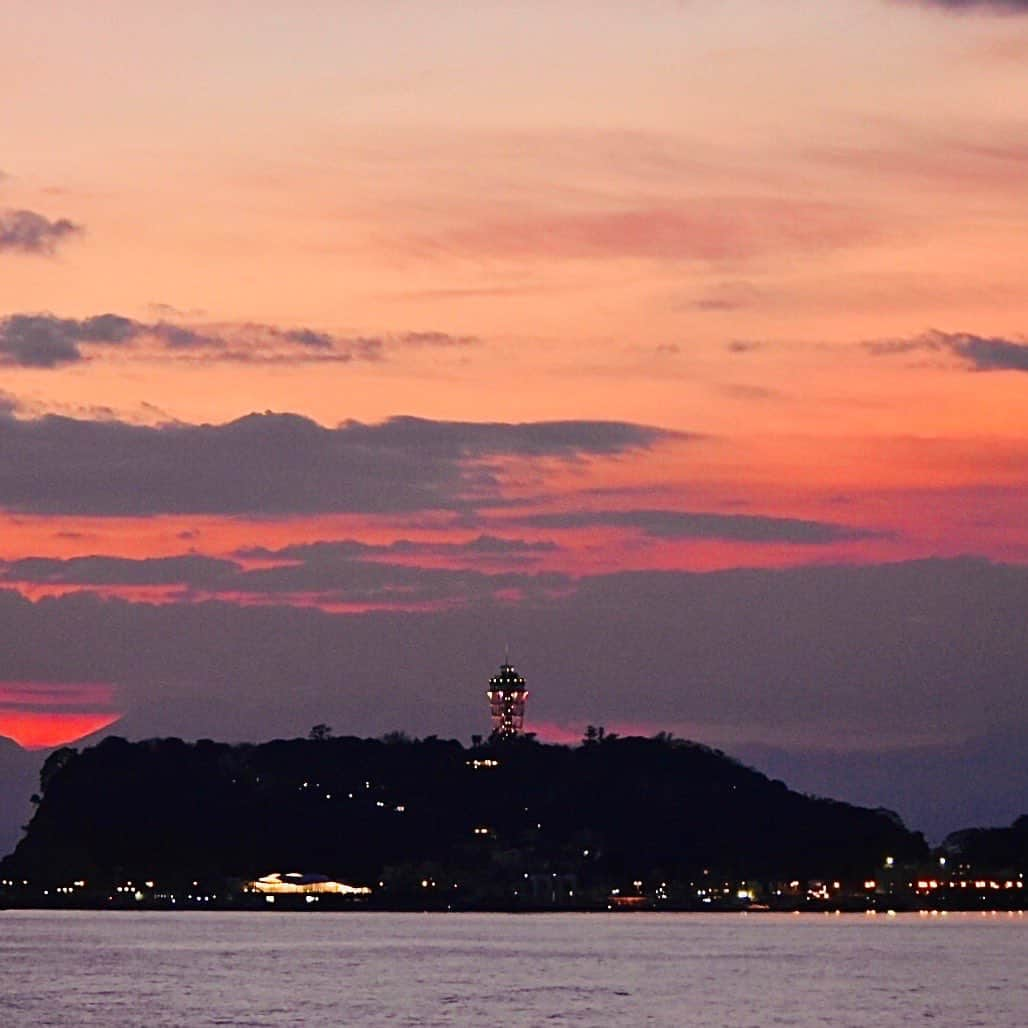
left=2, top=733, right=928, bottom=894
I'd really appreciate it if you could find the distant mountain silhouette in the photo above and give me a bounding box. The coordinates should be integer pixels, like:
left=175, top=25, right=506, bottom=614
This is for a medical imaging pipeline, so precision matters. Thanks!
left=737, top=729, right=1028, bottom=843
left=0, top=737, right=43, bottom=858
left=2, top=733, right=930, bottom=894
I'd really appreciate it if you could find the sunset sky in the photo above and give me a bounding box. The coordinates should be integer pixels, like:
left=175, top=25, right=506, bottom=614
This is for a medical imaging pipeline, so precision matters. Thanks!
left=2, top=0, right=1027, bottom=839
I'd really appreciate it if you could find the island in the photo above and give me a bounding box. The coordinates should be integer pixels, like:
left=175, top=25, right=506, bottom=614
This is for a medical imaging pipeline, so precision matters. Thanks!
left=1, top=732, right=1023, bottom=912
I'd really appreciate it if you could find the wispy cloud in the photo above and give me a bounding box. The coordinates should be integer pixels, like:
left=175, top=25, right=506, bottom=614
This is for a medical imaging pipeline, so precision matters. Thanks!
left=506, top=508, right=877, bottom=544
left=726, top=340, right=763, bottom=355
left=0, top=210, right=82, bottom=256
left=898, top=1, right=1028, bottom=12
left=238, top=535, right=560, bottom=564
left=0, top=312, right=478, bottom=369
left=866, top=329, right=1028, bottom=372
left=688, top=282, right=762, bottom=312
left=426, top=199, right=873, bottom=264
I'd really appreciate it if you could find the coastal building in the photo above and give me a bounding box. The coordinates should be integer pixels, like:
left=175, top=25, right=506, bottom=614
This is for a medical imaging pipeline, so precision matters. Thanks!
left=486, top=660, right=528, bottom=738
left=248, top=871, right=371, bottom=896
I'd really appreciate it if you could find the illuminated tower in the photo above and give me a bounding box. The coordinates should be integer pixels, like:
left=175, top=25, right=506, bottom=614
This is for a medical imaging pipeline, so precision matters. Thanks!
left=486, top=660, right=528, bottom=739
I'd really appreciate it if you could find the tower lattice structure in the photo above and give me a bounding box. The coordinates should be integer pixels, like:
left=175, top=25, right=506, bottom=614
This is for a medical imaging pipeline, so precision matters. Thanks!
left=486, top=661, right=528, bottom=738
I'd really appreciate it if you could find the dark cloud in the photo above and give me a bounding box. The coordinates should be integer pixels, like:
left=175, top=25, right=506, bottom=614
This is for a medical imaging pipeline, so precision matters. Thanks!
left=414, top=534, right=559, bottom=557
left=0, top=547, right=567, bottom=607
left=231, top=561, right=564, bottom=608
left=0, top=314, right=134, bottom=368
left=900, top=1, right=1028, bottom=12
left=0, top=210, right=82, bottom=255
left=237, top=536, right=564, bottom=602
left=0, top=311, right=479, bottom=368
left=0, top=411, right=680, bottom=516
left=338, top=416, right=683, bottom=460
left=508, top=508, right=876, bottom=544
left=240, top=535, right=559, bottom=563
left=0, top=554, right=240, bottom=589
left=942, top=332, right=1028, bottom=371
left=0, top=535, right=562, bottom=602
left=866, top=329, right=1028, bottom=372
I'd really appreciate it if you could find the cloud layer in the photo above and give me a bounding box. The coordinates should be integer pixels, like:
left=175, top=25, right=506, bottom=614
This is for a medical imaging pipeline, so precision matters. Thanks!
left=0, top=540, right=568, bottom=608
left=0, top=411, right=680, bottom=516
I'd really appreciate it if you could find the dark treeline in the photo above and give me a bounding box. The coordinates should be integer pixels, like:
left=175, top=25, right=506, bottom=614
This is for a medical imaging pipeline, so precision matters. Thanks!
left=2, top=731, right=934, bottom=900
left=942, top=817, right=1028, bottom=870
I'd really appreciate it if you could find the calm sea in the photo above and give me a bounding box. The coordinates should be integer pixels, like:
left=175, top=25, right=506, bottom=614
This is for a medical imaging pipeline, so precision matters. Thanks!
left=0, top=910, right=1025, bottom=1026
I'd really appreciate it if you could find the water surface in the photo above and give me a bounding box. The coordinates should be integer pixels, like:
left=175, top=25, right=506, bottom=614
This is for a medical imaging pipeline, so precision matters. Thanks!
left=1, top=910, right=1025, bottom=1026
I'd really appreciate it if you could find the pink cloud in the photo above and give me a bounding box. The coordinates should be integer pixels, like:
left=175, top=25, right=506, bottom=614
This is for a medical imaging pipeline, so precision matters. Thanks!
left=430, top=199, right=874, bottom=263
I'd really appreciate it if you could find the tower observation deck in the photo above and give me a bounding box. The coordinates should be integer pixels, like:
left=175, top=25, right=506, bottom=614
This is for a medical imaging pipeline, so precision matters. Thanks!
left=486, top=661, right=528, bottom=739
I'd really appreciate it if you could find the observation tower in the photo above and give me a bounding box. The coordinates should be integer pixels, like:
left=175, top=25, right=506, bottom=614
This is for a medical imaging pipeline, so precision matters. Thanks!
left=486, top=660, right=528, bottom=739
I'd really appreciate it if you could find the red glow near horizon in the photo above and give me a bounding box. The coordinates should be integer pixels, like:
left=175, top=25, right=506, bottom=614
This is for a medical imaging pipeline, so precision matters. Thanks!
left=0, top=682, right=123, bottom=749
left=0, top=711, right=123, bottom=750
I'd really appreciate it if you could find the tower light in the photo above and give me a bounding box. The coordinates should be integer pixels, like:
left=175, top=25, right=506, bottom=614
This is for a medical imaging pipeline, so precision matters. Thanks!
left=485, top=659, right=528, bottom=738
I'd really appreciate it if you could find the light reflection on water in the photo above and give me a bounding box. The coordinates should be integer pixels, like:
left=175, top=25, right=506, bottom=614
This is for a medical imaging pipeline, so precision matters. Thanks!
left=0, top=910, right=1025, bottom=1027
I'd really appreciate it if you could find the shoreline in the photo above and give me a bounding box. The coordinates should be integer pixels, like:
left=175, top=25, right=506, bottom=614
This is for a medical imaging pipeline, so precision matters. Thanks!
left=3, top=897, right=1026, bottom=915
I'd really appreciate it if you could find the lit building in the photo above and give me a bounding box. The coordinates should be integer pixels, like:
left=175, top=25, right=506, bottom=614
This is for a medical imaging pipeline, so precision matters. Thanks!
left=486, top=660, right=528, bottom=738
left=248, top=872, right=371, bottom=896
